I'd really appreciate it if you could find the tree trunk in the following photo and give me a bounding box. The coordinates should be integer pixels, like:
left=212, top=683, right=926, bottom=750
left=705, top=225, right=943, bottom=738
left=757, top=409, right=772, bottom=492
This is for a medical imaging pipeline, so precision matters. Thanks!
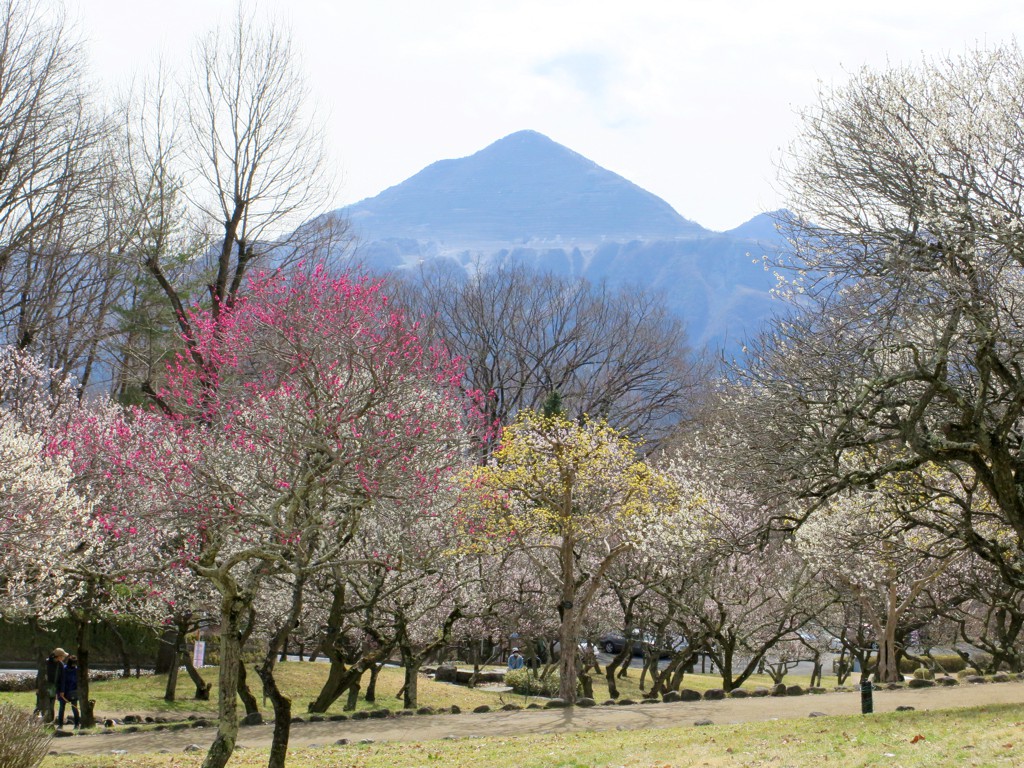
left=639, top=654, right=658, bottom=692
left=255, top=574, right=304, bottom=768
left=29, top=617, right=51, bottom=722
left=649, top=652, right=688, bottom=697
left=579, top=670, right=594, bottom=699
left=558, top=606, right=578, bottom=703
left=394, top=606, right=461, bottom=710
left=308, top=581, right=355, bottom=713
left=308, top=660, right=361, bottom=713
left=810, top=654, right=823, bottom=688
left=604, top=645, right=631, bottom=699
left=255, top=663, right=291, bottom=768
left=397, top=639, right=420, bottom=709
left=403, top=663, right=419, bottom=709
left=236, top=660, right=260, bottom=717
left=74, top=613, right=96, bottom=728
left=234, top=607, right=260, bottom=717
left=877, top=624, right=900, bottom=682
left=155, top=627, right=178, bottom=675
left=558, top=534, right=579, bottom=704
left=164, top=647, right=180, bottom=702
left=164, top=623, right=186, bottom=701
left=669, top=664, right=687, bottom=692
left=344, top=680, right=361, bottom=711
left=875, top=586, right=901, bottom=683
left=184, top=649, right=212, bottom=700
left=201, top=595, right=244, bottom=768
left=364, top=662, right=381, bottom=703
left=718, top=640, right=734, bottom=692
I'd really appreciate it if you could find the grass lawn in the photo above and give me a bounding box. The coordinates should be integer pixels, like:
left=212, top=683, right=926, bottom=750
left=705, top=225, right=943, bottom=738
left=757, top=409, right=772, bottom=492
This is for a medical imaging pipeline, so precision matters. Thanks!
left=0, top=663, right=537, bottom=717
left=39, top=702, right=1024, bottom=767
left=1, top=662, right=813, bottom=719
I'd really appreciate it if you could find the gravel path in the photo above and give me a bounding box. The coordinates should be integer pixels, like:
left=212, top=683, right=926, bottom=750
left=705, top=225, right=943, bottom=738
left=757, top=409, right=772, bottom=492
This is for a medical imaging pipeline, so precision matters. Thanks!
left=48, top=681, right=1024, bottom=757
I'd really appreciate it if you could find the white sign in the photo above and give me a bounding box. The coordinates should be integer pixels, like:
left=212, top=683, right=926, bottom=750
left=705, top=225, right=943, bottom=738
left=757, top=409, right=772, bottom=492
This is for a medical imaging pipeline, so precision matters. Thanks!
left=192, top=640, right=206, bottom=669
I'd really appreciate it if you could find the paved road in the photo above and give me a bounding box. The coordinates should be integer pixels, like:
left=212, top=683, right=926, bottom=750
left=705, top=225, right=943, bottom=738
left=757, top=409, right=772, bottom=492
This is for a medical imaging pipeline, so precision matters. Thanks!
left=48, top=680, right=1024, bottom=756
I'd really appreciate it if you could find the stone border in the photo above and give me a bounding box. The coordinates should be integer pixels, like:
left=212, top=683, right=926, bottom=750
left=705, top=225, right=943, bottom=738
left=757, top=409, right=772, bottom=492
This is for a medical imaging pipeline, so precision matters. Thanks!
left=61, top=671, right=1024, bottom=742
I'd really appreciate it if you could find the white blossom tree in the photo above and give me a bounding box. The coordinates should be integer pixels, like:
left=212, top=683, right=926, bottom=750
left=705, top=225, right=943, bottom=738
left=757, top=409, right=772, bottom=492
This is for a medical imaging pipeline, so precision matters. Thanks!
left=795, top=469, right=966, bottom=682
left=739, top=43, right=1024, bottom=591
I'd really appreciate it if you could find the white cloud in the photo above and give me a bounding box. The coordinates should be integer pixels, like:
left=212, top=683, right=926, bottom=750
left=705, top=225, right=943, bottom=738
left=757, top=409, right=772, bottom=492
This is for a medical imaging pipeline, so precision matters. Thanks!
left=72, top=0, right=1024, bottom=230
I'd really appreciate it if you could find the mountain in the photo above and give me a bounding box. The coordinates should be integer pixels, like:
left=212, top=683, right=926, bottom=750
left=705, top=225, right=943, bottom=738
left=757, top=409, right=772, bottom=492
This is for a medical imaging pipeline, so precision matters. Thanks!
left=345, top=130, right=706, bottom=244
left=725, top=211, right=785, bottom=242
left=328, top=131, right=786, bottom=352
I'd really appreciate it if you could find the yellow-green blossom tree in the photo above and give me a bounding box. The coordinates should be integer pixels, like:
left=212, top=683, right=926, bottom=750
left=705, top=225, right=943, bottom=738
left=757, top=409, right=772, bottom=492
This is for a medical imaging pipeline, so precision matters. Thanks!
left=461, top=409, right=678, bottom=703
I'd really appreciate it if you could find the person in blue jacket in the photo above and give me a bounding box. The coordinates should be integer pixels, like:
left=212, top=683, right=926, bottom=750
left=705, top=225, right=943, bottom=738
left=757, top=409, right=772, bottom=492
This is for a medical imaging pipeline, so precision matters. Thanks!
left=507, top=647, right=525, bottom=670
left=57, top=654, right=80, bottom=729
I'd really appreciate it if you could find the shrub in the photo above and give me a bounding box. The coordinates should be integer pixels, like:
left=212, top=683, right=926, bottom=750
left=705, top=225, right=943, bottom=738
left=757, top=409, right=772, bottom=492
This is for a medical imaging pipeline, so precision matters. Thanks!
left=0, top=674, right=36, bottom=693
left=199, top=632, right=264, bottom=666
left=0, top=703, right=51, bottom=768
left=898, top=654, right=967, bottom=674
left=505, top=668, right=560, bottom=697
left=0, top=668, right=132, bottom=693
left=912, top=667, right=935, bottom=680
left=973, top=653, right=995, bottom=672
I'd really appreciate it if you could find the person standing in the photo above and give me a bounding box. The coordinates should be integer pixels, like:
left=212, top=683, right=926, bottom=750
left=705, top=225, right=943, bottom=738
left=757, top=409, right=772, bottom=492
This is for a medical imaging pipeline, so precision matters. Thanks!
left=57, top=654, right=80, bottom=729
left=40, top=647, right=67, bottom=723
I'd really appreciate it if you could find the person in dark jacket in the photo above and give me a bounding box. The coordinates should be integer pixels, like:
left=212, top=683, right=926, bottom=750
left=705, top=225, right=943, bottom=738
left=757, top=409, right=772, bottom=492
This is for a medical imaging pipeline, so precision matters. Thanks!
left=57, top=654, right=80, bottom=729
left=39, top=647, right=67, bottom=723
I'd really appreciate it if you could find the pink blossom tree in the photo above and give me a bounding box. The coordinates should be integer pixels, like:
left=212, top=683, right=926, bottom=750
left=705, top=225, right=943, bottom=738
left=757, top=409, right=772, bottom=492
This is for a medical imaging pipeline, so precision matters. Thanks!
left=141, top=266, right=477, bottom=768
left=0, top=347, right=183, bottom=725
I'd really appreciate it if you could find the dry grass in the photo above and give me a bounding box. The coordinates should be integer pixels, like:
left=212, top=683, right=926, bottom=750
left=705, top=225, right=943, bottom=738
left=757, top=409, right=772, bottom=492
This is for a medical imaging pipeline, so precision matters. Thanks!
left=0, top=663, right=543, bottom=719
left=39, top=702, right=1024, bottom=767
left=0, top=662, right=801, bottom=721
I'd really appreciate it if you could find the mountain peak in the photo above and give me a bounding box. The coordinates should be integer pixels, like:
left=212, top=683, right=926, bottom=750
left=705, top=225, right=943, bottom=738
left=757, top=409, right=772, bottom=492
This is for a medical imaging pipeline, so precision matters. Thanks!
left=480, top=129, right=586, bottom=158
left=724, top=210, right=792, bottom=240
left=342, top=131, right=706, bottom=244
left=492, top=128, right=556, bottom=144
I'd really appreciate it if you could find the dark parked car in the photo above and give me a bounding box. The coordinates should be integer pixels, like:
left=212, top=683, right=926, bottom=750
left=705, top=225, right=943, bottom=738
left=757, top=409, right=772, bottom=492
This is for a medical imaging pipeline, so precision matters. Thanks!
left=597, top=633, right=688, bottom=658
left=598, top=633, right=634, bottom=655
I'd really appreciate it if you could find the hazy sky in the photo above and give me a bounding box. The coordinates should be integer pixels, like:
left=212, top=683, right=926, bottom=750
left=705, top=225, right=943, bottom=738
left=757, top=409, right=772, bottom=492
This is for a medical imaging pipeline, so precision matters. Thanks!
left=73, top=0, right=1021, bottom=231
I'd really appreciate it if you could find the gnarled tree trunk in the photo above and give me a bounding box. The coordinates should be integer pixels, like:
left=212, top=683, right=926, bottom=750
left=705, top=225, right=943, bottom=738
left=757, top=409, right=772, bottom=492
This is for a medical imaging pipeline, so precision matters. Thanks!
left=201, top=592, right=245, bottom=768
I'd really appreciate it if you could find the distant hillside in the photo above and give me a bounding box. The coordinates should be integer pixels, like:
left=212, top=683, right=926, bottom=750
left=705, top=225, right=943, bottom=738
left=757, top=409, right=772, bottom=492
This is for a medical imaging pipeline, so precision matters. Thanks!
left=326, top=131, right=787, bottom=352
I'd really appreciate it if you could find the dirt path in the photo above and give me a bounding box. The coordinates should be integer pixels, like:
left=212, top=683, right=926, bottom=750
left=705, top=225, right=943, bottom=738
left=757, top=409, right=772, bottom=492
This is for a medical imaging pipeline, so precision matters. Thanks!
left=49, top=682, right=1024, bottom=757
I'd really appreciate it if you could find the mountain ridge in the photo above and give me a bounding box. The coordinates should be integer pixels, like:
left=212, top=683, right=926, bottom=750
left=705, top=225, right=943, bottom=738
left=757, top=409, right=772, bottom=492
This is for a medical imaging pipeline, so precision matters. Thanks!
left=345, top=130, right=707, bottom=244
left=327, top=131, right=786, bottom=351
